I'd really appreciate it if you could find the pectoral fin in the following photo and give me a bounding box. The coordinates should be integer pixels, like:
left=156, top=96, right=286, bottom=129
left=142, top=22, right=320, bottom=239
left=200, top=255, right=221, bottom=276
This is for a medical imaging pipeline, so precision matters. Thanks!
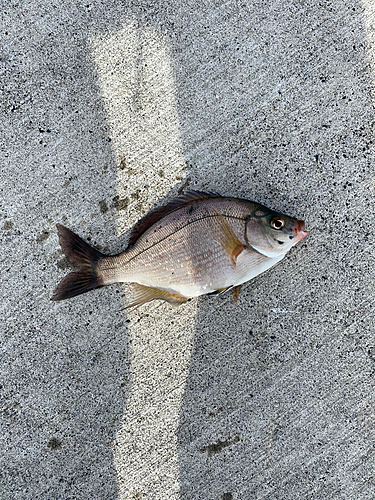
left=210, top=207, right=245, bottom=263
left=120, top=283, right=188, bottom=310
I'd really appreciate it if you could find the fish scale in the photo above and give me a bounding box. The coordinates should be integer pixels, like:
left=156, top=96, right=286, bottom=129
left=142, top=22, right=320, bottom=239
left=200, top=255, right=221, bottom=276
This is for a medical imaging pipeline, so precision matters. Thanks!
left=100, top=204, right=250, bottom=293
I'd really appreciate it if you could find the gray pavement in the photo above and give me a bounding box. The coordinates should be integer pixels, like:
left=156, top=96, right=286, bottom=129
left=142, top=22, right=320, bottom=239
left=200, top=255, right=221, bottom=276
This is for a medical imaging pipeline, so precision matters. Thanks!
left=1, top=0, right=375, bottom=499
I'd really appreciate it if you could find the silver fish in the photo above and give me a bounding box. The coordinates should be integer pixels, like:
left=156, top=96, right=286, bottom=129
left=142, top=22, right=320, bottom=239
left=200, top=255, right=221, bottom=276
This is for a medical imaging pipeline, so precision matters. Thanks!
left=51, top=191, right=308, bottom=308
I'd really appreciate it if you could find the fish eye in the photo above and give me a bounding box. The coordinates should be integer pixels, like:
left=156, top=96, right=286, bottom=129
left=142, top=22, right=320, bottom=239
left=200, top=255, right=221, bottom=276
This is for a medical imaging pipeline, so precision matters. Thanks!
left=270, top=218, right=285, bottom=230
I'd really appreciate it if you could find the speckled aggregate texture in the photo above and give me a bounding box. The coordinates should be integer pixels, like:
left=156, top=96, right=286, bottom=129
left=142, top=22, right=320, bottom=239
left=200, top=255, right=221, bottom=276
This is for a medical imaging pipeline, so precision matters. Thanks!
left=1, top=1, right=375, bottom=499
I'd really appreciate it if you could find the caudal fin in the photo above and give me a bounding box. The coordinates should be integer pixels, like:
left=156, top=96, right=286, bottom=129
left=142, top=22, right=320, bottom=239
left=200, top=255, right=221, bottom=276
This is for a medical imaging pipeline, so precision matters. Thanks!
left=51, top=224, right=106, bottom=301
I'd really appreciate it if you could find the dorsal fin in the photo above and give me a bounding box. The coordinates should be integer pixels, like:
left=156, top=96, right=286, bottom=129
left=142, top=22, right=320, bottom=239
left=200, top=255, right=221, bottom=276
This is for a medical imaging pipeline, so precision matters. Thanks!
left=127, top=191, right=220, bottom=247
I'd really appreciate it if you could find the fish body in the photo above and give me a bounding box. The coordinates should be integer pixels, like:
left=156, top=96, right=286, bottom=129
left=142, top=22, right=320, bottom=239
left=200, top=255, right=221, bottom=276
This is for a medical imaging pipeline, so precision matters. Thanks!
left=52, top=192, right=308, bottom=308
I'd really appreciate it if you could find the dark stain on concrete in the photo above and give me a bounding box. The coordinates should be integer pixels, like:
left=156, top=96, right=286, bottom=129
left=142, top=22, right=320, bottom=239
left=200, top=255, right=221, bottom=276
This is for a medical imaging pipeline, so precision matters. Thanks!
left=118, top=156, right=136, bottom=175
left=57, top=257, right=70, bottom=270
left=2, top=221, right=13, bottom=230
left=113, top=196, right=129, bottom=211
left=131, top=189, right=141, bottom=200
left=47, top=437, right=62, bottom=450
left=222, top=494, right=233, bottom=500
left=207, top=406, right=224, bottom=417
left=367, top=347, right=375, bottom=361
left=199, top=435, right=240, bottom=458
left=2, top=401, right=20, bottom=418
left=118, top=156, right=128, bottom=170
left=98, top=200, right=108, bottom=214
left=177, top=177, right=191, bottom=195
left=36, top=230, right=50, bottom=243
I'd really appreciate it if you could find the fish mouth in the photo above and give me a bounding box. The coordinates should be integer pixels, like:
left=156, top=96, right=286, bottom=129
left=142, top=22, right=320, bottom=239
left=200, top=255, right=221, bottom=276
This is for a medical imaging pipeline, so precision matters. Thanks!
left=293, top=220, right=308, bottom=242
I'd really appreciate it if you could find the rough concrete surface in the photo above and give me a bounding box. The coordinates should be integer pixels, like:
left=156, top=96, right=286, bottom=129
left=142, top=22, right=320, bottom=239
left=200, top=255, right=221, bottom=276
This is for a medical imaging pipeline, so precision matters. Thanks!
left=1, top=0, right=375, bottom=499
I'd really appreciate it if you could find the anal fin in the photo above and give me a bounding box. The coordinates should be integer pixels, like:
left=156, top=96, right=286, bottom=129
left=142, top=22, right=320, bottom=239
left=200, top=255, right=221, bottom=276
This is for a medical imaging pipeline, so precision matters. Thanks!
left=121, top=283, right=188, bottom=310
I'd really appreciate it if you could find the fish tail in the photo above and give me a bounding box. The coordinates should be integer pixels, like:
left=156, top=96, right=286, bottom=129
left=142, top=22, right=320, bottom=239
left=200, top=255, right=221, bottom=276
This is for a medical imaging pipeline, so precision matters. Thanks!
left=51, top=224, right=106, bottom=301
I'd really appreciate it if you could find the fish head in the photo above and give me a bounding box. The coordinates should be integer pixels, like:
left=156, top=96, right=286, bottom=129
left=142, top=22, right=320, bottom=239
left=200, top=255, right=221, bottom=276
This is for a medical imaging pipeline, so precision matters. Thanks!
left=245, top=206, right=308, bottom=257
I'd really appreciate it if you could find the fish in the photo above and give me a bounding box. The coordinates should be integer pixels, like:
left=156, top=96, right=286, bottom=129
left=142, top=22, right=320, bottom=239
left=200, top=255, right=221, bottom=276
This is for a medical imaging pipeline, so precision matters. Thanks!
left=51, top=191, right=308, bottom=308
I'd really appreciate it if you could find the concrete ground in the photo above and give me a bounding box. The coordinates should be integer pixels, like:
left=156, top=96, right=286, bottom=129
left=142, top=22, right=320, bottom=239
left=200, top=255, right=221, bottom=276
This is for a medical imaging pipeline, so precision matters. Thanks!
left=1, top=0, right=375, bottom=498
